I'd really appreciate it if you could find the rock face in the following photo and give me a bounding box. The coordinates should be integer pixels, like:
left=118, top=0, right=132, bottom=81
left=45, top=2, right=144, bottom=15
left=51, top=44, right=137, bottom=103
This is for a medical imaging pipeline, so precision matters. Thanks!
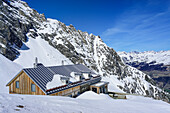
left=0, top=0, right=169, bottom=102
left=0, top=0, right=45, bottom=60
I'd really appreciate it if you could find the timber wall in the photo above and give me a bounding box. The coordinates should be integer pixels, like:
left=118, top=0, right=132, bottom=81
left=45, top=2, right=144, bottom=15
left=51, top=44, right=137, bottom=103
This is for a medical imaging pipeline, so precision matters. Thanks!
left=9, top=71, right=45, bottom=95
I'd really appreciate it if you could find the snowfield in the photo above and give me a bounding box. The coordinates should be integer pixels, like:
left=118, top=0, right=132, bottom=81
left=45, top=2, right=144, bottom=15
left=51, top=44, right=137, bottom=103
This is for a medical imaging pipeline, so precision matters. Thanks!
left=0, top=91, right=170, bottom=113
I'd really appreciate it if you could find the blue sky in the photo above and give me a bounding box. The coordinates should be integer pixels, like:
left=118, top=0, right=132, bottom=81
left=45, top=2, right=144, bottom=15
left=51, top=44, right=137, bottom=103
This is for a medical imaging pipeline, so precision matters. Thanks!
left=24, top=0, right=170, bottom=52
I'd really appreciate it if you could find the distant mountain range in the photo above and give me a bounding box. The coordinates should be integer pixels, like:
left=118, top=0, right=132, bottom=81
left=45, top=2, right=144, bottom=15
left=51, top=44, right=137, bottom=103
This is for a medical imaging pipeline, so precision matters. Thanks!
left=0, top=0, right=169, bottom=103
left=118, top=51, right=170, bottom=93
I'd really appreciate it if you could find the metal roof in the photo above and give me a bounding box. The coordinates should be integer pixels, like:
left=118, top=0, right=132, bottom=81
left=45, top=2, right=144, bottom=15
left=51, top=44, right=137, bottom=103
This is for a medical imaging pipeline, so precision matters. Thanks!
left=47, top=64, right=95, bottom=77
left=23, top=64, right=96, bottom=94
left=23, top=64, right=54, bottom=94
left=46, top=76, right=101, bottom=95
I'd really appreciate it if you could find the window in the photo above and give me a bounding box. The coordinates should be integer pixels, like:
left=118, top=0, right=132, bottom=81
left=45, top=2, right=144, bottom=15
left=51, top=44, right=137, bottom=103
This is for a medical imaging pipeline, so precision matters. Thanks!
left=31, top=84, right=36, bottom=92
left=79, top=76, right=82, bottom=80
left=68, top=94, right=72, bottom=97
left=66, top=80, right=69, bottom=84
left=92, top=87, right=97, bottom=93
left=16, top=81, right=19, bottom=88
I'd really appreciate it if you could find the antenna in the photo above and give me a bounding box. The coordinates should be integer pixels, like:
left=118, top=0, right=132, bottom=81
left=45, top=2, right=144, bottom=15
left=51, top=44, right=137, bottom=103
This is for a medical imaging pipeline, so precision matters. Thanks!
left=35, top=57, right=38, bottom=64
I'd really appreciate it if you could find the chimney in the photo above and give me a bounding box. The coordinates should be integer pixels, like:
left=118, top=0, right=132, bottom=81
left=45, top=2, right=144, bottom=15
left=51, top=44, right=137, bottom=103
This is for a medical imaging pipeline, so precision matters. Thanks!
left=62, top=60, right=64, bottom=65
left=34, top=57, right=38, bottom=68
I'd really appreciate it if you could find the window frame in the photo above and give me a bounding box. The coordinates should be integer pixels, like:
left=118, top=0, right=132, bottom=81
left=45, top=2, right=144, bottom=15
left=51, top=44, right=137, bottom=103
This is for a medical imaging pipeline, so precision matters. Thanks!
left=16, top=81, right=19, bottom=88
left=31, top=84, right=36, bottom=92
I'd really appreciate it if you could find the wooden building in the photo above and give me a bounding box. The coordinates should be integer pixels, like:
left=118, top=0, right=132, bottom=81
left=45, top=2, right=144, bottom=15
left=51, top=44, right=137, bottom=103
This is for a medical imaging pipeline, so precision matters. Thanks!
left=6, top=61, right=109, bottom=97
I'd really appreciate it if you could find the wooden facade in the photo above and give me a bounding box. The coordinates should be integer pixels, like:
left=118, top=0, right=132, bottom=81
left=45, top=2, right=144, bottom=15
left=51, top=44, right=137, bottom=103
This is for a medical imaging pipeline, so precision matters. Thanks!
left=50, top=86, right=80, bottom=97
left=6, top=67, right=108, bottom=97
left=7, top=71, right=45, bottom=95
left=7, top=70, right=82, bottom=97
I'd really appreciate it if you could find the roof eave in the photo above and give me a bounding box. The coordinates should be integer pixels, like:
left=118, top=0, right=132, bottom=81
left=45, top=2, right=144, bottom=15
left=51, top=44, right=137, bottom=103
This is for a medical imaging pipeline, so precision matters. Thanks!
left=6, top=69, right=23, bottom=86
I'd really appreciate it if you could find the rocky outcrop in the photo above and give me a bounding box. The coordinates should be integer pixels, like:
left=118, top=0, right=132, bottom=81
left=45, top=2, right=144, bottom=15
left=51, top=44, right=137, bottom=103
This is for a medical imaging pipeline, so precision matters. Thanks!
left=0, top=0, right=45, bottom=60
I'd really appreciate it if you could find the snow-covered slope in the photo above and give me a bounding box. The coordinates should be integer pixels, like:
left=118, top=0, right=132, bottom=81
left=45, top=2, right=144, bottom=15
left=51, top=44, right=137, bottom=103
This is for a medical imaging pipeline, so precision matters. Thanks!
left=0, top=0, right=169, bottom=102
left=118, top=51, right=170, bottom=65
left=0, top=91, right=170, bottom=113
left=0, top=54, right=22, bottom=93
left=14, top=35, right=72, bottom=68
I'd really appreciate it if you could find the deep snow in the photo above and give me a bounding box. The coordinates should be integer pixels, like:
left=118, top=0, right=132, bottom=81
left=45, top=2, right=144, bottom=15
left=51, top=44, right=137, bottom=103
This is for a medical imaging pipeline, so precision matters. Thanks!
left=0, top=91, right=170, bottom=113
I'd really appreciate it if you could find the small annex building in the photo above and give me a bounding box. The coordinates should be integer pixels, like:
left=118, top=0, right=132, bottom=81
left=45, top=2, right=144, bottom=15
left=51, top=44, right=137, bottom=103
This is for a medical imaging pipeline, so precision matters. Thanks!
left=6, top=60, right=109, bottom=97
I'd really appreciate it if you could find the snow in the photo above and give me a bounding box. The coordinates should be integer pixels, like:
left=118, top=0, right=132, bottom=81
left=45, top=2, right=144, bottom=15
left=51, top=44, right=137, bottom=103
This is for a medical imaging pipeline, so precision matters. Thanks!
left=118, top=50, right=170, bottom=65
left=91, top=81, right=108, bottom=87
left=93, top=36, right=103, bottom=75
left=70, top=72, right=79, bottom=82
left=102, top=75, right=125, bottom=93
left=0, top=91, right=170, bottom=113
left=2, top=53, right=168, bottom=113
left=0, top=54, right=22, bottom=93
left=77, top=91, right=110, bottom=100
left=14, top=35, right=72, bottom=68
left=0, top=1, right=169, bottom=112
left=10, top=0, right=33, bottom=17
left=0, top=43, right=6, bottom=48
left=46, top=74, right=64, bottom=89
left=0, top=28, right=72, bottom=93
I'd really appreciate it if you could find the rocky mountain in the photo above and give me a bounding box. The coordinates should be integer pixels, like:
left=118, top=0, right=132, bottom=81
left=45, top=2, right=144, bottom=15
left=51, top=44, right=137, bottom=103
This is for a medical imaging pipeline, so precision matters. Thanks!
left=118, top=51, right=170, bottom=93
left=0, top=0, right=169, bottom=102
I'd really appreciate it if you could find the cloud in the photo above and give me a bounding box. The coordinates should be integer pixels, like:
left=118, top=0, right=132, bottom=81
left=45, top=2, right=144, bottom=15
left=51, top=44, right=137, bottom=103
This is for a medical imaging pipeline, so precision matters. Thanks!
left=102, top=28, right=129, bottom=36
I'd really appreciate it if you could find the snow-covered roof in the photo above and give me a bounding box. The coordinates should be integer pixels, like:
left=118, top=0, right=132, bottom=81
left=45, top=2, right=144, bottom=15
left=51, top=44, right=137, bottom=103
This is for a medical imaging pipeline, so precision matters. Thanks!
left=91, top=81, right=109, bottom=87
left=7, top=63, right=97, bottom=94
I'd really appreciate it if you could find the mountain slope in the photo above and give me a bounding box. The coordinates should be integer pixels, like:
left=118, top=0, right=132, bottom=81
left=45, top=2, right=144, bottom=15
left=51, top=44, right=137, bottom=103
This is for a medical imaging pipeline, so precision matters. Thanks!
left=14, top=35, right=72, bottom=67
left=0, top=0, right=169, bottom=102
left=0, top=54, right=22, bottom=93
left=118, top=51, right=170, bottom=93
